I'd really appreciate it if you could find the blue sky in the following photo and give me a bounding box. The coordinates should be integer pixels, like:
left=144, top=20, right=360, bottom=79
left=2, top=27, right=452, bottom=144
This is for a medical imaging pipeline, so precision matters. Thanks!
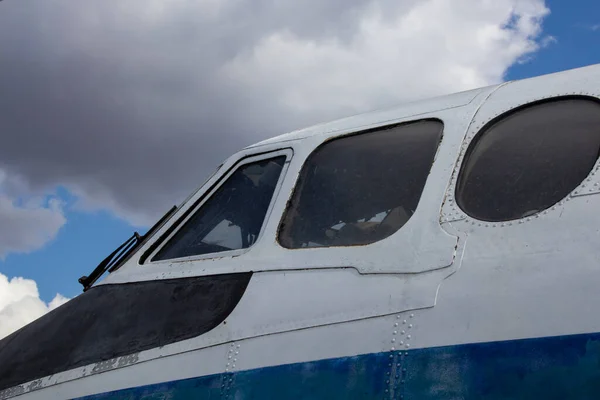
left=1, top=0, right=599, bottom=309
left=508, top=0, right=600, bottom=80
left=1, top=189, right=136, bottom=302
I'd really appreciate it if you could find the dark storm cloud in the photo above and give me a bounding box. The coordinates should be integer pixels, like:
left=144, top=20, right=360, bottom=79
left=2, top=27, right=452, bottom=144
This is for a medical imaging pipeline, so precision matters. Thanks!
left=0, top=0, right=378, bottom=224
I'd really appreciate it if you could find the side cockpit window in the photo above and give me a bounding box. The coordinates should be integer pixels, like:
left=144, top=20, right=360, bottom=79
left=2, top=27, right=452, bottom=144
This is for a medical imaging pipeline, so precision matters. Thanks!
left=153, top=156, right=286, bottom=261
left=456, top=97, right=600, bottom=222
left=278, top=120, right=443, bottom=248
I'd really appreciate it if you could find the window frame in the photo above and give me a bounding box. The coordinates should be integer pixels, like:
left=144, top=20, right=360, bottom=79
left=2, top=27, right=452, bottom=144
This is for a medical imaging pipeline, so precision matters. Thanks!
left=276, top=118, right=445, bottom=250
left=107, top=110, right=468, bottom=279
left=144, top=148, right=293, bottom=264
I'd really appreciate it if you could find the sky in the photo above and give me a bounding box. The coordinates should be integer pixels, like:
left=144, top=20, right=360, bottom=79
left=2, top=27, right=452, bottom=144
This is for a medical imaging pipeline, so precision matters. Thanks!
left=0, top=0, right=599, bottom=339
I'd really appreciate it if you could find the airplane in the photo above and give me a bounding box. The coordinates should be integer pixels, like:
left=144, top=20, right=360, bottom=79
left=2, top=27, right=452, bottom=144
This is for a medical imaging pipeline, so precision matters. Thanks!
left=2, top=62, right=600, bottom=400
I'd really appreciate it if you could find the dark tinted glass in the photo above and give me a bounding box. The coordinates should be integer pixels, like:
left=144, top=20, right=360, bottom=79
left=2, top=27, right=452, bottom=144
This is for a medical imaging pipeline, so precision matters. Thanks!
left=0, top=273, right=251, bottom=391
left=154, top=157, right=285, bottom=261
left=278, top=120, right=443, bottom=248
left=456, top=98, right=600, bottom=222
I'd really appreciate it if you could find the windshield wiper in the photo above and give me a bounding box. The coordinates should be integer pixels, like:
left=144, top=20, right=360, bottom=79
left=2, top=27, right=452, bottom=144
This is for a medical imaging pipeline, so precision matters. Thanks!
left=78, top=205, right=178, bottom=292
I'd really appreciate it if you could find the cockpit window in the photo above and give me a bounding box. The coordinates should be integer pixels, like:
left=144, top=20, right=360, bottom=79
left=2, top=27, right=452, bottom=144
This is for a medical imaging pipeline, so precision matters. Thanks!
left=456, top=97, right=600, bottom=222
left=153, top=156, right=286, bottom=261
left=278, top=120, right=443, bottom=248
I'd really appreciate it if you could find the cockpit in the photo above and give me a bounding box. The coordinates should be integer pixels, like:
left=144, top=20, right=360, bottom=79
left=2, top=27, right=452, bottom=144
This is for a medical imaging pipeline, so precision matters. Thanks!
left=146, top=119, right=444, bottom=263
left=153, top=156, right=286, bottom=260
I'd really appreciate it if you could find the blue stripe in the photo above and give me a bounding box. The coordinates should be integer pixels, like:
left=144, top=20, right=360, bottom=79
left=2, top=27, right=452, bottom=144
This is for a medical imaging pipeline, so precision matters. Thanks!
left=77, top=331, right=600, bottom=399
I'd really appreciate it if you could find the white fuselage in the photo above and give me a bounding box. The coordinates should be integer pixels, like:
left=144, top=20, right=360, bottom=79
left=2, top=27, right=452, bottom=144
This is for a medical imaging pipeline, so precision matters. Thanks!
left=2, top=63, right=600, bottom=400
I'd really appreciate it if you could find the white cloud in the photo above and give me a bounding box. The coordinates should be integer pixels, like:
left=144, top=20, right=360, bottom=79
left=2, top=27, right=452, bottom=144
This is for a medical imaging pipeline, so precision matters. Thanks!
left=0, top=272, right=70, bottom=340
left=223, top=0, right=550, bottom=118
left=0, top=170, right=67, bottom=259
left=48, top=293, right=70, bottom=311
left=540, top=35, right=557, bottom=47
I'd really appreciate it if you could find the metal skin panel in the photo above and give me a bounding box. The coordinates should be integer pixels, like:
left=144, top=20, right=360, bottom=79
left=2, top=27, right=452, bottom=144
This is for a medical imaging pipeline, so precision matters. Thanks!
left=3, top=63, right=600, bottom=399
left=244, top=86, right=487, bottom=149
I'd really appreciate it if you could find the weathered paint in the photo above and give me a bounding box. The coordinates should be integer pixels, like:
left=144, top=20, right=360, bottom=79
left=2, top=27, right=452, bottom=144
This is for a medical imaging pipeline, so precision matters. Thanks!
left=76, top=332, right=600, bottom=400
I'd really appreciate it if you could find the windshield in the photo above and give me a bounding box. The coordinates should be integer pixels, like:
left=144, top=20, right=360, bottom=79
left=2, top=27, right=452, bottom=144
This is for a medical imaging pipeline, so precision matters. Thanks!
left=153, top=156, right=286, bottom=261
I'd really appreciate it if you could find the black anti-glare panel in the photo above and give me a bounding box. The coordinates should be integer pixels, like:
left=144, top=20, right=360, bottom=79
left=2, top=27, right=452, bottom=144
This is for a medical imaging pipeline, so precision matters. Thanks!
left=0, top=273, right=251, bottom=391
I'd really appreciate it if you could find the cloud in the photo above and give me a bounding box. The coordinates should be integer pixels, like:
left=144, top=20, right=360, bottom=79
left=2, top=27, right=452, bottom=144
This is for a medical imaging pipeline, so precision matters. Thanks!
left=0, top=0, right=550, bottom=226
left=540, top=35, right=557, bottom=47
left=0, top=170, right=67, bottom=259
left=576, top=23, right=600, bottom=32
left=0, top=272, right=70, bottom=340
left=224, top=0, right=551, bottom=115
